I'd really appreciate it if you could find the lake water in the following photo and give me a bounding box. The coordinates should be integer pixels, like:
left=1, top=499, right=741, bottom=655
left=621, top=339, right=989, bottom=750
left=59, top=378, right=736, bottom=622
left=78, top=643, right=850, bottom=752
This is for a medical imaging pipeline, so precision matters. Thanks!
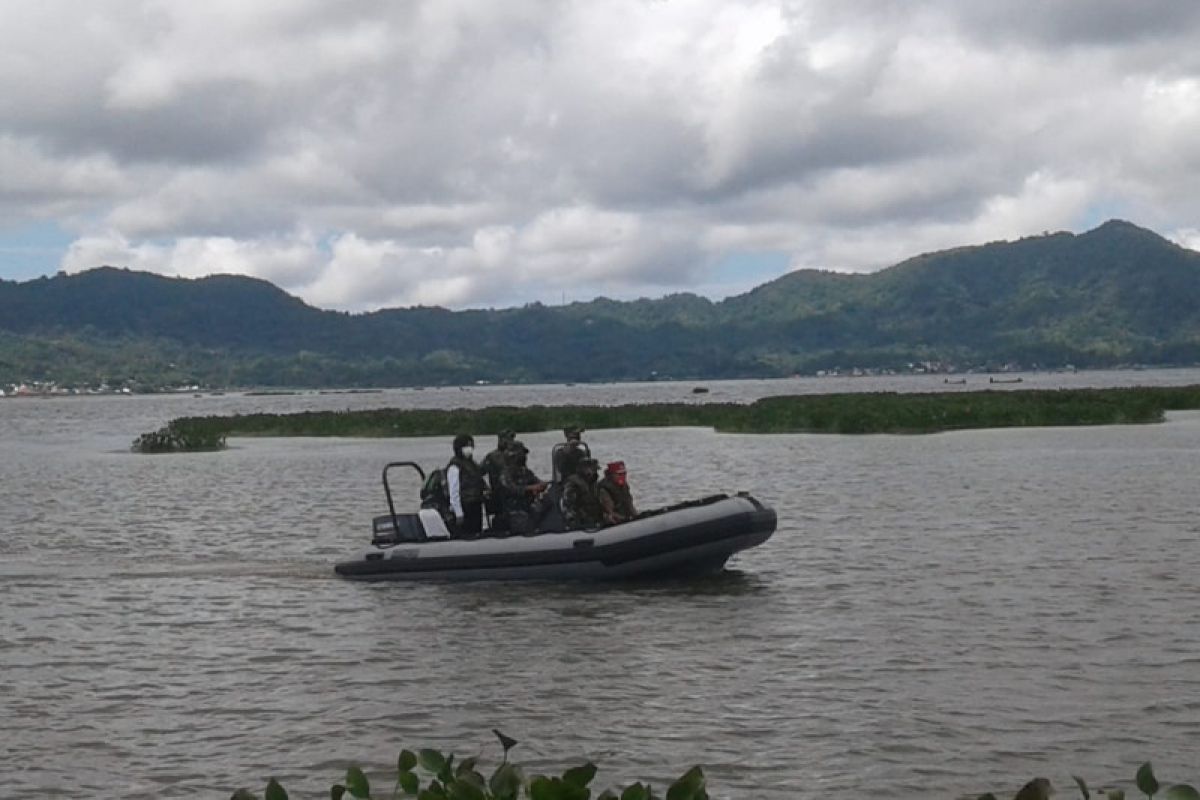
left=3, top=371, right=1200, bottom=798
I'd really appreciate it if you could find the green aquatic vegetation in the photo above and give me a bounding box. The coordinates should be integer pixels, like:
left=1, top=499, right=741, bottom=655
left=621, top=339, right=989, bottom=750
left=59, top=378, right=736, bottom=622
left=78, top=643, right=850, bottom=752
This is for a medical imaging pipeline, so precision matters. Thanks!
left=131, top=421, right=226, bottom=453
left=730, top=386, right=1174, bottom=434
left=230, top=747, right=1198, bottom=800
left=975, top=762, right=1200, bottom=800
left=133, top=384, right=1200, bottom=453
left=230, top=730, right=709, bottom=800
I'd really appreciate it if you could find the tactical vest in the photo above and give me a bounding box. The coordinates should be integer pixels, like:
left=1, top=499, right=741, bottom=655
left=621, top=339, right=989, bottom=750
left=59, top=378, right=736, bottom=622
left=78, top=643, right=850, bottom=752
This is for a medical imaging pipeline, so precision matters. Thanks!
left=563, top=475, right=604, bottom=528
left=481, top=448, right=507, bottom=490
left=598, top=478, right=636, bottom=520
left=449, top=456, right=486, bottom=504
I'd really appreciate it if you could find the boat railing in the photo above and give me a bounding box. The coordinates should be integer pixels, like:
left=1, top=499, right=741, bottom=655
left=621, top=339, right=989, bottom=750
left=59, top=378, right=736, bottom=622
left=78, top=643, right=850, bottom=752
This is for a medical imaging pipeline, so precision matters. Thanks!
left=382, top=461, right=426, bottom=543
left=550, top=441, right=591, bottom=483
left=633, top=493, right=732, bottom=521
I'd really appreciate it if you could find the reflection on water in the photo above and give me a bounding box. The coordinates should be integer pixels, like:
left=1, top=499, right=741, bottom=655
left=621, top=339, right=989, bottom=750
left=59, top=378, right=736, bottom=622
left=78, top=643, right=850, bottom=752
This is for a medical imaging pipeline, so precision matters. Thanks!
left=2, top=374, right=1200, bottom=798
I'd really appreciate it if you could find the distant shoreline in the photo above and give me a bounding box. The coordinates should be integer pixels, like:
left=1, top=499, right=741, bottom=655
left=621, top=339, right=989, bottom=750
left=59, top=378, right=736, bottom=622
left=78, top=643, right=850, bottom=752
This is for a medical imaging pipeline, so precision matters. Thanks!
left=10, top=363, right=1200, bottom=402
left=131, top=384, right=1200, bottom=453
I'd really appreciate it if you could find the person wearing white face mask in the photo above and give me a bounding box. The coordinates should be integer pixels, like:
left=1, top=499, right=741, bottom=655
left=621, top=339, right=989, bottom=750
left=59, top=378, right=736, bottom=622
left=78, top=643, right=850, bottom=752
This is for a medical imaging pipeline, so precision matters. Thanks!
left=447, top=433, right=486, bottom=537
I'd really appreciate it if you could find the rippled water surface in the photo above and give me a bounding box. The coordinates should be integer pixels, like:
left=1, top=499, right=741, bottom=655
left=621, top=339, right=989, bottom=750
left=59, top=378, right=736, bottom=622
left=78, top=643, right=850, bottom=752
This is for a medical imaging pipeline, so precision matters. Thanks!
left=3, top=373, right=1200, bottom=798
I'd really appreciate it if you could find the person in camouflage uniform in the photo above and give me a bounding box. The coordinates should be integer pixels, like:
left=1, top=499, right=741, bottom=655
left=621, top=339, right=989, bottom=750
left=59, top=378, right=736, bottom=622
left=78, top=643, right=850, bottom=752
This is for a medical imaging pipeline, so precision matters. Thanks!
left=597, top=460, right=637, bottom=525
left=562, top=457, right=604, bottom=530
left=498, top=440, right=548, bottom=535
left=553, top=424, right=587, bottom=483
left=481, top=429, right=515, bottom=516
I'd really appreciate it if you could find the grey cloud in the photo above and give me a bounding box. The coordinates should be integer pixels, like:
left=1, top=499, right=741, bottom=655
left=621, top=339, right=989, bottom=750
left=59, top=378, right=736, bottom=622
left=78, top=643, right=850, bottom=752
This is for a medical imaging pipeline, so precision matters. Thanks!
left=68, top=80, right=284, bottom=166
left=537, top=94, right=708, bottom=208
left=806, top=1, right=1200, bottom=49
left=699, top=110, right=968, bottom=202
left=945, top=1, right=1200, bottom=47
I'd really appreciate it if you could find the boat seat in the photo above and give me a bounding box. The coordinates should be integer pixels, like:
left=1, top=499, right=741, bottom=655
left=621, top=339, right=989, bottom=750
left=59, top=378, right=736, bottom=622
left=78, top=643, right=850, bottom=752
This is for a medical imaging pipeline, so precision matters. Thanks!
left=418, top=508, right=452, bottom=539
left=372, top=512, right=427, bottom=543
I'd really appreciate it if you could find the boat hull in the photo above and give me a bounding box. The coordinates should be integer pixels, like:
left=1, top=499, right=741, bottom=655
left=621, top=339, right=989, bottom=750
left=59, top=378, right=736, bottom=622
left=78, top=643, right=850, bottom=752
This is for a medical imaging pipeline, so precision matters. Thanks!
left=335, top=494, right=776, bottom=582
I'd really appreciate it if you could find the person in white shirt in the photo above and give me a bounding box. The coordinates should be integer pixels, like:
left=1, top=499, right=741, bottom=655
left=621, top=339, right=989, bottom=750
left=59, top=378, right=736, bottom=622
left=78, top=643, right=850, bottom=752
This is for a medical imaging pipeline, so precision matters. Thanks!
left=446, top=434, right=486, bottom=537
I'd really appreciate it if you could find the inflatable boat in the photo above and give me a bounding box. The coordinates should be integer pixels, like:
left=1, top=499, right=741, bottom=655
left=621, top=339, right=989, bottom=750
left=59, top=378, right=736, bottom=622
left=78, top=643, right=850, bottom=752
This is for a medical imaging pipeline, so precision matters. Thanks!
left=334, top=461, right=777, bottom=582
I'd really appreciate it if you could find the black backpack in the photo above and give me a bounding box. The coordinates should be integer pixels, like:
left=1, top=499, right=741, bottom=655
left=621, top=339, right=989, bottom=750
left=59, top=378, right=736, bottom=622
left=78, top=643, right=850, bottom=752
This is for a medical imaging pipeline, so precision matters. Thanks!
left=420, top=467, right=449, bottom=510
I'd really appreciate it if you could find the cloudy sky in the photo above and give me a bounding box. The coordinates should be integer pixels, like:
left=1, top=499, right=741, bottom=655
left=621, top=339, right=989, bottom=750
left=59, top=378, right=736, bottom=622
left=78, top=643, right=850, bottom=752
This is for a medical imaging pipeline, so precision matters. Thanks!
left=3, top=1, right=1200, bottom=311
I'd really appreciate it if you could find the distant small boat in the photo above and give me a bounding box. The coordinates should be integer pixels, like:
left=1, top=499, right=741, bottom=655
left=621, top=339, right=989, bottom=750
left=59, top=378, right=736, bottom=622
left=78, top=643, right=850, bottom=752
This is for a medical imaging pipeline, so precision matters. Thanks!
left=692, top=386, right=710, bottom=394
left=943, top=378, right=967, bottom=385
left=989, top=377, right=1023, bottom=384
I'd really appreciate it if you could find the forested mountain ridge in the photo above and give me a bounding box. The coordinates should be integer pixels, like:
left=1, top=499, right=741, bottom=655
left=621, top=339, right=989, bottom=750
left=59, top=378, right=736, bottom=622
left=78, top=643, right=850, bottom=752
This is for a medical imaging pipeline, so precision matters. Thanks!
left=3, top=219, right=1200, bottom=389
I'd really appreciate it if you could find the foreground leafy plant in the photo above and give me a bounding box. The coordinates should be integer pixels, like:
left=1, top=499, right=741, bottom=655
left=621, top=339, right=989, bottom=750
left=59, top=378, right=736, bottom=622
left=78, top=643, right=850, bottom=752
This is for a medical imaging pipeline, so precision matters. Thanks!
left=230, top=730, right=709, bottom=800
left=976, top=761, right=1199, bottom=800
left=232, top=736, right=1200, bottom=800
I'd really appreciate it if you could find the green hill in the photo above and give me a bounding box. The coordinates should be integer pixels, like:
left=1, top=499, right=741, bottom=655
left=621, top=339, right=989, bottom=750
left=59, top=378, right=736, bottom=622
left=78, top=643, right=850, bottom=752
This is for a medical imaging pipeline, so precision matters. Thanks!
left=3, top=220, right=1200, bottom=389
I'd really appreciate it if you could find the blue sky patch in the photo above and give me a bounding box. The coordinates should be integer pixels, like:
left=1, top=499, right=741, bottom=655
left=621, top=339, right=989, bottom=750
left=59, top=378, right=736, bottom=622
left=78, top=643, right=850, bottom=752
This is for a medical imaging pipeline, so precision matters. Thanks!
left=0, top=221, right=72, bottom=281
left=710, top=250, right=791, bottom=286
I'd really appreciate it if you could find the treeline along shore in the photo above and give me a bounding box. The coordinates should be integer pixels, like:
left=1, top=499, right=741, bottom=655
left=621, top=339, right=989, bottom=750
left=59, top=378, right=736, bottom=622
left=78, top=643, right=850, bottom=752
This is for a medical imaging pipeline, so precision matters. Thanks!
left=132, top=385, right=1200, bottom=453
